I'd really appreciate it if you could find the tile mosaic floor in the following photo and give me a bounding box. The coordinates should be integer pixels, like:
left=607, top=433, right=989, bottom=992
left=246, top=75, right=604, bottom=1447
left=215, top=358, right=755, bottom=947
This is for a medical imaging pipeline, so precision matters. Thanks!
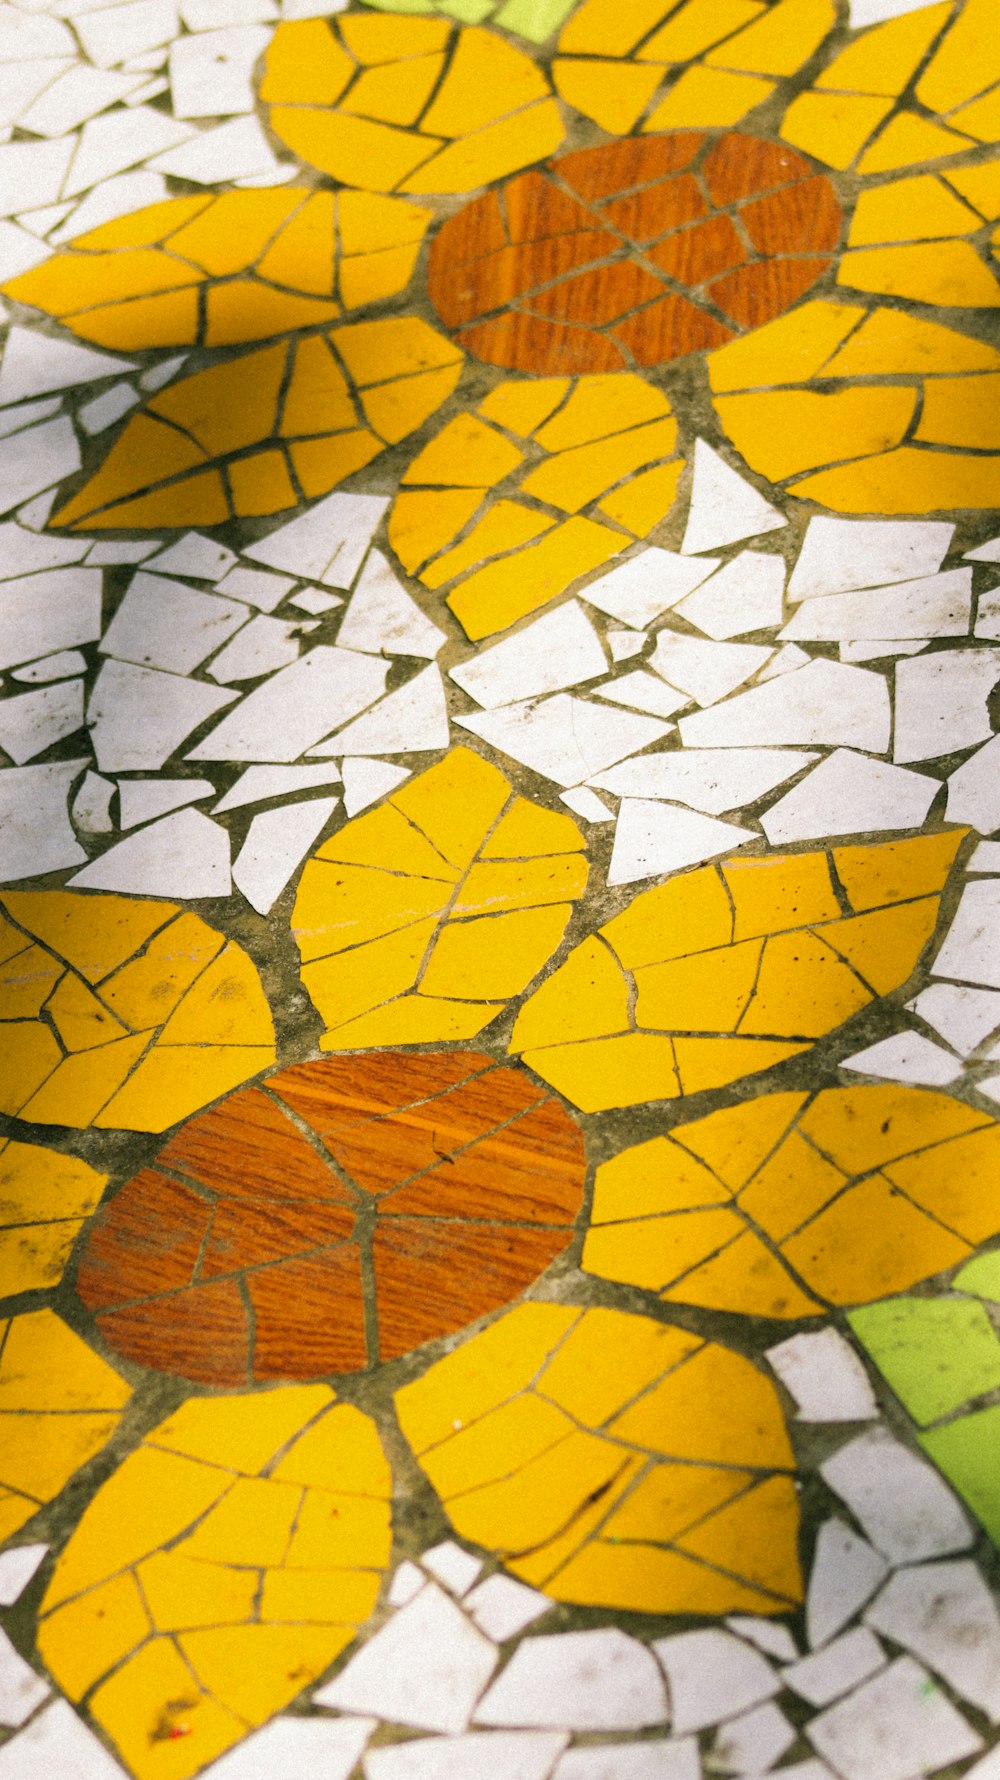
left=2, top=0, right=1000, bottom=1772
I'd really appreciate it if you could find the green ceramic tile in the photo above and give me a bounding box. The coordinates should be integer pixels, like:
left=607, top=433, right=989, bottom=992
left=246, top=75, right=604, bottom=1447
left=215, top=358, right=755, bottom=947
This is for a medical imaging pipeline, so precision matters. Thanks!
left=849, top=1297, right=1000, bottom=1427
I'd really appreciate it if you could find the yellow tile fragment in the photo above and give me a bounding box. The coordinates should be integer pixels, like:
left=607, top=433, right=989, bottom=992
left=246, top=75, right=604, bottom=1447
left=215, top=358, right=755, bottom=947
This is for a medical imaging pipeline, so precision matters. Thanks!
left=556, top=0, right=675, bottom=58
left=401, top=98, right=565, bottom=194
left=714, top=387, right=916, bottom=481
left=820, top=899, right=939, bottom=996
left=342, top=53, right=446, bottom=126
left=536, top=376, right=671, bottom=451
left=509, top=936, right=629, bottom=1051
left=816, top=2, right=953, bottom=95
left=258, top=18, right=355, bottom=106
left=422, top=503, right=556, bottom=590
left=780, top=91, right=893, bottom=168
left=609, top=1341, right=795, bottom=1468
left=478, top=378, right=570, bottom=438
left=839, top=240, right=1000, bottom=306
left=520, top=417, right=679, bottom=513
left=520, top=1033, right=680, bottom=1112
left=591, top=1138, right=733, bottom=1223
left=707, top=300, right=864, bottom=392
left=182, top=1476, right=302, bottom=1568
left=89, top=1637, right=246, bottom=1780
left=19, top=1033, right=153, bottom=1128
left=283, top=1489, right=391, bottom=1568
left=849, top=175, right=981, bottom=245
left=395, top=1301, right=580, bottom=1454
left=917, top=0, right=1000, bottom=115
left=598, top=460, right=684, bottom=535
left=659, top=1229, right=822, bottom=1318
left=644, top=65, right=774, bottom=129
left=256, top=191, right=337, bottom=294
left=420, top=27, right=550, bottom=135
left=448, top=515, right=624, bottom=639
left=319, top=994, right=504, bottom=1048
left=71, top=194, right=211, bottom=250
left=583, top=1206, right=745, bottom=1291
left=857, top=112, right=974, bottom=172
left=101, top=912, right=224, bottom=1029
left=154, top=1385, right=335, bottom=1472
left=338, top=13, right=451, bottom=60
left=917, top=372, right=1000, bottom=447
left=823, top=308, right=1000, bottom=376
left=270, top=106, right=439, bottom=192
left=834, top=830, right=962, bottom=911
left=673, top=1037, right=808, bottom=1094
left=389, top=488, right=485, bottom=573
left=260, top=1569, right=379, bottom=1626
left=167, top=190, right=305, bottom=276
left=552, top=57, right=663, bottom=134
left=791, top=447, right=1000, bottom=512
left=545, top=1537, right=783, bottom=1616
left=421, top=1393, right=575, bottom=1499
left=673, top=1092, right=808, bottom=1187
left=724, top=852, right=840, bottom=938
left=1, top=891, right=174, bottom=985
left=403, top=414, right=525, bottom=487
left=640, top=0, right=764, bottom=61
left=0, top=1026, right=61, bottom=1118
left=38, top=1573, right=152, bottom=1703
left=93, top=1045, right=275, bottom=1133
left=946, top=159, right=1000, bottom=219
left=0, top=943, right=63, bottom=1017
left=677, top=1474, right=802, bottom=1600
left=335, top=308, right=462, bottom=380
left=46, top=973, right=130, bottom=1051
left=707, top=0, right=834, bottom=75
left=421, top=905, right=575, bottom=999
left=137, top=1550, right=257, bottom=1632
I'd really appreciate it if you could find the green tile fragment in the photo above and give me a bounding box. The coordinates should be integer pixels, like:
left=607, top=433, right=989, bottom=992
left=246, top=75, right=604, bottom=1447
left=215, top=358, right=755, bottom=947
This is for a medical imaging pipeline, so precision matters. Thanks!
left=954, top=1248, right=1000, bottom=1306
left=849, top=1296, right=1000, bottom=1427
left=921, top=1405, right=1000, bottom=1547
left=495, top=0, right=579, bottom=41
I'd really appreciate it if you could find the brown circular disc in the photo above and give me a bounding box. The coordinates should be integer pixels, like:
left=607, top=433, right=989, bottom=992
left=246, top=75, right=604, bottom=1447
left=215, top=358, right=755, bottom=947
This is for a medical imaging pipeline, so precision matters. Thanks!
left=427, top=131, right=841, bottom=375
left=76, top=1050, right=586, bottom=1386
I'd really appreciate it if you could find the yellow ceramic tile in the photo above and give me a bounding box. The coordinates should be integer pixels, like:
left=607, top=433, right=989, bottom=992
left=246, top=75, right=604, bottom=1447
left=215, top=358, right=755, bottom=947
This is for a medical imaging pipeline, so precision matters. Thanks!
left=1, top=1411, right=123, bottom=1502
left=739, top=931, right=870, bottom=1038
left=823, top=308, right=1000, bottom=376
left=479, top=379, right=570, bottom=438
left=917, top=0, right=999, bottom=115
left=885, top=1124, right=1000, bottom=1244
left=94, top=1044, right=275, bottom=1133
left=634, top=941, right=761, bottom=1033
left=420, top=28, right=550, bottom=136
left=420, top=1393, right=574, bottom=1499
left=101, top=912, right=224, bottom=1029
left=552, top=57, right=662, bottom=133
left=659, top=1228, right=823, bottom=1318
left=255, top=191, right=337, bottom=294
left=918, top=371, right=1000, bottom=446
left=303, top=922, right=437, bottom=1030
left=520, top=418, right=679, bottom=513
left=707, top=0, right=834, bottom=75
left=791, top=446, right=1000, bottom=512
left=260, top=1568, right=380, bottom=1625
left=485, top=798, right=584, bottom=858
left=390, top=488, right=487, bottom=572
left=65, top=286, right=202, bottom=351
left=292, top=867, right=446, bottom=966
left=820, top=899, right=939, bottom=996
left=0, top=943, right=63, bottom=1017
left=73, top=194, right=211, bottom=249
left=591, top=1138, right=733, bottom=1223
left=849, top=175, right=981, bottom=245
left=781, top=1172, right=969, bottom=1304
left=338, top=13, right=451, bottom=60
left=780, top=91, right=894, bottom=168
left=0, top=1222, right=84, bottom=1296
left=274, top=1400, right=391, bottom=1493
left=46, top=974, right=129, bottom=1050
left=228, top=448, right=297, bottom=517
left=840, top=240, right=1000, bottom=306
left=157, top=945, right=276, bottom=1048
left=857, top=112, right=974, bottom=172
left=151, top=344, right=286, bottom=455
left=448, top=515, right=624, bottom=638
left=509, top=937, right=630, bottom=1050
left=0, top=890, right=174, bottom=985
left=639, top=0, right=764, bottom=62
left=0, top=916, right=28, bottom=965
left=737, top=1129, right=847, bottom=1241
left=545, top=1538, right=783, bottom=1616
left=0, top=1311, right=129, bottom=1415
left=270, top=107, right=439, bottom=192
left=421, top=905, right=575, bottom=999
left=19, top=1033, right=152, bottom=1128
left=456, top=854, right=588, bottom=913
left=182, top=1477, right=302, bottom=1568
left=339, top=190, right=433, bottom=255
left=137, top=1550, right=257, bottom=1631
left=321, top=803, right=452, bottom=878
left=556, top=0, right=674, bottom=57
left=535, top=376, right=671, bottom=452
left=206, top=284, right=342, bottom=348
left=0, top=1138, right=104, bottom=1221
left=0, top=1025, right=61, bottom=1117
left=403, top=414, right=525, bottom=487
left=604, top=867, right=734, bottom=969
left=835, top=830, right=963, bottom=911
left=671, top=1092, right=808, bottom=1188
left=644, top=65, right=774, bottom=129
left=609, top=1341, right=795, bottom=1468
left=707, top=299, right=864, bottom=392
left=342, top=53, right=446, bottom=126
left=362, top=363, right=464, bottom=444
left=395, top=1302, right=579, bottom=1455
left=258, top=18, right=356, bottom=106
left=290, top=430, right=382, bottom=499
left=340, top=242, right=423, bottom=308
left=816, top=2, right=953, bottom=95
left=946, top=159, right=1000, bottom=218
left=602, top=1462, right=751, bottom=1544
left=283, top=1489, right=391, bottom=1568
left=539, top=1308, right=700, bottom=1427
left=167, top=190, right=304, bottom=276
left=598, top=459, right=684, bottom=535
left=3, top=249, right=202, bottom=317
left=401, top=98, right=565, bottom=194
left=677, top=1474, right=802, bottom=1600
left=422, top=503, right=556, bottom=589
left=714, top=387, right=916, bottom=481
left=391, top=747, right=510, bottom=869
left=89, top=1637, right=245, bottom=1780
left=153, top=1386, right=334, bottom=1472
left=451, top=1426, right=634, bottom=1553
left=799, top=1083, right=986, bottom=1173
left=519, top=1032, right=681, bottom=1111
left=673, top=1036, right=808, bottom=1095
left=583, top=1206, right=745, bottom=1291
left=724, top=852, right=839, bottom=939
left=38, top=1573, right=152, bottom=1702
left=318, top=993, right=503, bottom=1047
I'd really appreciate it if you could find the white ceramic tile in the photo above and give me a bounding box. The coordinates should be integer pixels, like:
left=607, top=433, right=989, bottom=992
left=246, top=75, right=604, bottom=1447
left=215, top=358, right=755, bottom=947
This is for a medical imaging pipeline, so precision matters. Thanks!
left=86, top=540, right=160, bottom=565
left=337, top=547, right=444, bottom=659
left=20, top=65, right=149, bottom=135
left=0, top=1628, right=49, bottom=1727
left=0, top=566, right=101, bottom=671
left=592, top=747, right=814, bottom=814
left=966, top=1749, right=1000, bottom=1780
left=139, top=351, right=189, bottom=391
left=71, top=768, right=114, bottom=834
left=232, top=796, right=337, bottom=913
left=894, top=648, right=1000, bottom=763
left=594, top=670, right=687, bottom=719
left=476, top=1631, right=666, bottom=1732
left=650, top=634, right=772, bottom=707
left=583, top=549, right=720, bottom=629
left=70, top=805, right=231, bottom=896
left=966, top=537, right=1000, bottom=564
left=101, top=574, right=248, bottom=674
left=464, top=1578, right=550, bottom=1644
left=760, top=749, right=938, bottom=844
left=187, top=646, right=387, bottom=763
left=78, top=382, right=139, bottom=434
left=946, top=735, right=1000, bottom=833
left=806, top=1519, right=890, bottom=1650
left=608, top=799, right=753, bottom=887
left=766, top=1329, right=879, bottom=1424
left=74, top=0, right=177, bottom=64
left=146, top=532, right=237, bottom=582
left=746, top=1767, right=831, bottom=1780
left=976, top=1070, right=1000, bottom=1108
left=88, top=660, right=237, bottom=771
left=315, top=1583, right=498, bottom=1735
left=207, top=614, right=307, bottom=682
left=807, top=1656, right=981, bottom=1780
left=200, top=1716, right=375, bottom=1780
left=674, top=551, right=785, bottom=639
left=976, top=587, right=1000, bottom=641
left=312, top=662, right=448, bottom=756
left=652, top=1630, right=777, bottom=1734
left=48, top=169, right=169, bottom=244
left=182, top=0, right=277, bottom=23
left=0, top=522, right=88, bottom=576
left=757, top=642, right=810, bottom=680
left=389, top=1564, right=426, bottom=1608
left=450, top=601, right=604, bottom=708
left=169, top=22, right=271, bottom=116
left=680, top=440, right=784, bottom=555
left=865, top=1560, right=1000, bottom=1722
left=0, top=11, right=75, bottom=58
left=0, top=396, right=63, bottom=438
left=559, top=787, right=613, bottom=823
left=214, top=565, right=296, bottom=610
left=0, top=758, right=86, bottom=879
left=706, top=1701, right=794, bottom=1774
left=784, top=1628, right=886, bottom=1707
left=341, top=756, right=410, bottom=815
left=0, top=677, right=84, bottom=761
left=213, top=761, right=340, bottom=813
left=0, top=327, right=136, bottom=408
left=907, top=982, right=1000, bottom=1054
left=117, top=776, right=214, bottom=828
left=0, top=139, right=75, bottom=217
left=421, top=1544, right=483, bottom=1598
left=820, top=1429, right=974, bottom=1565
left=839, top=638, right=926, bottom=662
left=724, top=1619, right=798, bottom=1664
left=63, top=106, right=195, bottom=195
left=245, top=491, right=389, bottom=587
left=971, top=840, right=1000, bottom=871
left=0, top=1699, right=126, bottom=1778
left=0, top=416, right=80, bottom=513
left=933, top=880, right=1000, bottom=989
left=789, top=519, right=953, bottom=599
left=0, top=1546, right=46, bottom=1607
left=0, top=59, right=74, bottom=131
left=364, top=1732, right=569, bottom=1780
left=147, top=113, right=282, bottom=180
left=16, top=492, right=60, bottom=533
left=457, top=696, right=671, bottom=788
left=607, top=628, right=645, bottom=662
left=122, top=51, right=170, bottom=71
left=782, top=569, right=971, bottom=642
left=553, top=1744, right=698, bottom=1780
left=841, top=1030, right=965, bottom=1086
left=679, top=659, right=891, bottom=752
left=0, top=221, right=52, bottom=281
left=288, top=585, right=342, bottom=616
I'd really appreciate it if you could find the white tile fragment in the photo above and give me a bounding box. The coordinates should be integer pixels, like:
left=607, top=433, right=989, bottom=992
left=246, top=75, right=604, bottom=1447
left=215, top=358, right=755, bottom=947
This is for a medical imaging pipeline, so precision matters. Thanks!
left=0, top=396, right=62, bottom=437
left=680, top=440, right=784, bottom=555
left=421, top=1544, right=482, bottom=1598
left=976, top=588, right=1000, bottom=641
left=649, top=634, right=771, bottom=706
left=47, top=171, right=169, bottom=245
left=232, top=797, right=337, bottom=914
left=966, top=1749, right=1000, bottom=1780
left=0, top=417, right=79, bottom=514
left=850, top=0, right=943, bottom=21
left=74, top=0, right=178, bottom=66
left=16, top=492, right=59, bottom=533
left=182, top=0, right=277, bottom=23
left=364, top=1732, right=569, bottom=1780
left=707, top=1701, right=794, bottom=1774
left=139, top=351, right=189, bottom=392
left=841, top=1030, right=965, bottom=1086
left=766, top=1329, right=878, bottom=1424
left=607, top=628, right=645, bottom=662
left=450, top=601, right=604, bottom=707
left=169, top=23, right=271, bottom=116
left=679, top=659, right=891, bottom=752
left=976, top=1070, right=1000, bottom=1107
left=933, top=880, right=1000, bottom=988
left=0, top=523, right=87, bottom=576
left=0, top=222, right=51, bottom=282
left=559, top=787, right=613, bottom=823
left=789, top=519, right=953, bottom=598
left=187, top=647, right=387, bottom=763
left=63, top=106, right=195, bottom=196
left=389, top=1563, right=425, bottom=1608
left=907, top=982, right=1000, bottom=1053
left=78, top=382, right=139, bottom=434
left=465, top=1577, right=550, bottom=1644
left=213, top=761, right=341, bottom=813
left=553, top=1744, right=698, bottom=1780
left=19, top=65, right=148, bottom=136
left=117, top=777, right=214, bottom=829
left=674, top=551, right=785, bottom=639
left=0, top=1698, right=126, bottom=1778
left=86, top=540, right=160, bottom=565
left=341, top=757, right=410, bottom=816
left=760, top=749, right=938, bottom=844
left=214, top=565, right=296, bottom=611
left=756, top=1764, right=831, bottom=1780
left=592, top=748, right=815, bottom=814
left=653, top=1630, right=777, bottom=1734
left=894, top=648, right=1000, bottom=763
left=139, top=530, right=237, bottom=583
left=245, top=491, right=389, bottom=587
left=0, top=12, right=75, bottom=57
left=782, top=569, right=971, bottom=641
left=70, top=807, right=230, bottom=897
left=476, top=1631, right=666, bottom=1732
left=88, top=661, right=236, bottom=771
left=946, top=735, right=1000, bottom=832
left=193, top=1714, right=376, bottom=1780
left=784, top=1628, right=886, bottom=1707
left=757, top=642, right=810, bottom=680
left=806, top=1519, right=888, bottom=1651
left=0, top=140, right=75, bottom=219
left=583, top=549, right=720, bottom=629
left=839, top=638, right=926, bottom=662
left=725, top=1620, right=797, bottom=1665
left=125, top=75, right=170, bottom=103
left=0, top=567, right=102, bottom=671
left=594, top=670, right=687, bottom=719
left=315, top=1582, right=498, bottom=1735
left=101, top=574, right=248, bottom=674
left=608, top=800, right=753, bottom=887
left=71, top=769, right=114, bottom=834
left=0, top=1546, right=46, bottom=1607
left=865, top=1560, right=1000, bottom=1721
left=965, top=536, right=1000, bottom=563
left=149, top=115, right=284, bottom=181
left=0, top=759, right=86, bottom=879
left=207, top=615, right=306, bottom=683
left=971, top=840, right=1000, bottom=871
left=820, top=1429, right=974, bottom=1565
left=288, top=586, right=342, bottom=616
left=0, top=677, right=83, bottom=761
left=807, top=1656, right=981, bottom=1780
left=458, top=696, right=670, bottom=788
left=337, top=547, right=444, bottom=659
left=313, top=663, right=448, bottom=756
left=0, top=1627, right=49, bottom=1727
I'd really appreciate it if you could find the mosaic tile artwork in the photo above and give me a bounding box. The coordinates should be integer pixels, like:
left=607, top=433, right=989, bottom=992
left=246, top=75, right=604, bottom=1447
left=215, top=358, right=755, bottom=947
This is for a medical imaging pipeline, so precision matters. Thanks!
left=4, top=0, right=1000, bottom=1774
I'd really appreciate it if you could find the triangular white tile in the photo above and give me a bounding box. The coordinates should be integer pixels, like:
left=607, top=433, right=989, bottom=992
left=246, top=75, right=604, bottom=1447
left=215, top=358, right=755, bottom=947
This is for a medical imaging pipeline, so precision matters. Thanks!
left=313, top=663, right=448, bottom=756
left=69, top=807, right=231, bottom=897
left=681, top=440, right=785, bottom=555
left=341, top=757, right=411, bottom=815
left=806, top=1520, right=888, bottom=1649
left=117, top=777, right=214, bottom=829
left=337, top=547, right=444, bottom=658
left=232, top=796, right=338, bottom=915
left=608, top=799, right=754, bottom=886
